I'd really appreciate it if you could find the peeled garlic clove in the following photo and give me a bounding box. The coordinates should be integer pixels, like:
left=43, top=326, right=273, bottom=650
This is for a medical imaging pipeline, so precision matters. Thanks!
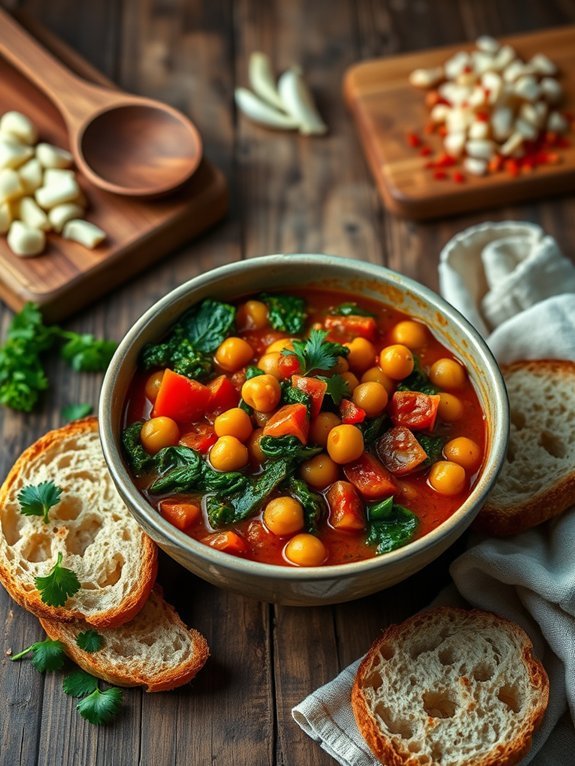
left=468, top=120, right=489, bottom=140
left=0, top=139, right=34, bottom=170
left=463, top=157, right=487, bottom=176
left=36, top=142, right=73, bottom=169
left=476, top=35, right=499, bottom=54
left=235, top=87, right=299, bottom=130
left=514, top=118, right=537, bottom=141
left=0, top=111, right=38, bottom=145
left=540, top=77, right=563, bottom=104
left=248, top=52, right=285, bottom=111
left=548, top=112, right=568, bottom=134
left=409, top=67, right=444, bottom=88
left=0, top=201, right=11, bottom=234
left=465, top=139, right=495, bottom=161
left=277, top=67, right=327, bottom=136
left=0, top=168, right=24, bottom=204
left=35, top=176, right=81, bottom=209
left=48, top=203, right=85, bottom=233
left=43, top=168, right=76, bottom=186
left=18, top=196, right=51, bottom=231
left=18, top=158, right=43, bottom=193
left=444, top=132, right=466, bottom=157
left=529, top=53, right=557, bottom=76
left=62, top=219, right=106, bottom=248
left=514, top=75, right=540, bottom=102
left=500, top=132, right=524, bottom=157
left=7, top=220, right=45, bottom=257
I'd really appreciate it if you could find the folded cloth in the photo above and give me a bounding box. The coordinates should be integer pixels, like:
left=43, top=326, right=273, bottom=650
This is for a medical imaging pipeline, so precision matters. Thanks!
left=293, top=222, right=575, bottom=765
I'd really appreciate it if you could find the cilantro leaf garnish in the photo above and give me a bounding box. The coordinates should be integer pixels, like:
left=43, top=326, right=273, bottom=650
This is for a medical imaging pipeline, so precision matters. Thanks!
left=63, top=669, right=99, bottom=697
left=61, top=403, right=93, bottom=422
left=330, top=302, right=375, bottom=317
left=319, top=373, right=350, bottom=405
left=18, top=481, right=62, bottom=524
left=59, top=334, right=117, bottom=372
left=35, top=552, right=81, bottom=607
left=282, top=329, right=348, bottom=376
left=76, top=629, right=104, bottom=653
left=76, top=687, right=123, bottom=725
left=10, top=638, right=66, bottom=672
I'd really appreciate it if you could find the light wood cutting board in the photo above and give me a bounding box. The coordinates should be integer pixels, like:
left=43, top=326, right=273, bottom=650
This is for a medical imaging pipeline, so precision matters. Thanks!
left=0, top=15, right=228, bottom=322
left=344, top=26, right=575, bottom=220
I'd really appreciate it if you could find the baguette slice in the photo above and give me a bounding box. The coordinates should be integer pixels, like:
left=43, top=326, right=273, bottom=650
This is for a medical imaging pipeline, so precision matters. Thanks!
left=476, top=359, right=575, bottom=536
left=40, top=589, right=209, bottom=692
left=0, top=417, right=157, bottom=627
left=352, top=606, right=548, bottom=766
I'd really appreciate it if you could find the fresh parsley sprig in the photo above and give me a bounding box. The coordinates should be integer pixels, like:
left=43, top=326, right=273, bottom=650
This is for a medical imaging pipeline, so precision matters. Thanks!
left=76, top=629, right=105, bottom=653
left=10, top=639, right=66, bottom=672
left=64, top=668, right=123, bottom=726
left=282, top=329, right=349, bottom=376
left=35, top=552, right=81, bottom=607
left=18, top=481, right=62, bottom=524
left=318, top=373, right=350, bottom=405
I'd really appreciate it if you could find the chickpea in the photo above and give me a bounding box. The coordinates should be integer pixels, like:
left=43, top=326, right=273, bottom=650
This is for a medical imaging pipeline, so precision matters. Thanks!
left=438, top=392, right=464, bottom=422
left=430, top=358, right=466, bottom=390
left=247, top=427, right=265, bottom=463
left=241, top=374, right=281, bottom=412
left=309, top=411, right=341, bottom=446
left=252, top=410, right=271, bottom=427
left=327, top=424, right=364, bottom=465
left=334, top=356, right=350, bottom=374
left=444, top=437, right=482, bottom=471
left=266, top=337, right=295, bottom=354
left=209, top=435, right=249, bottom=472
left=263, top=496, right=304, bottom=537
left=140, top=416, right=179, bottom=454
left=214, top=407, right=253, bottom=442
left=144, top=370, right=165, bottom=402
left=257, top=352, right=282, bottom=379
left=237, top=299, right=268, bottom=330
left=341, top=371, right=360, bottom=393
left=344, top=338, right=377, bottom=375
left=284, top=533, right=327, bottom=566
left=390, top=320, right=428, bottom=349
left=299, top=454, right=339, bottom=490
left=215, top=337, right=254, bottom=372
left=428, top=460, right=466, bottom=496
left=379, top=344, right=414, bottom=380
left=352, top=381, right=388, bottom=417
left=361, top=366, right=394, bottom=394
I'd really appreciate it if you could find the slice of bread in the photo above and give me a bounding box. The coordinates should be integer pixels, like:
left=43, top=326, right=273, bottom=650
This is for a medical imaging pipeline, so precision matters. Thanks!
left=476, top=359, right=575, bottom=537
left=0, top=417, right=157, bottom=628
left=40, top=589, right=209, bottom=692
left=352, top=606, right=548, bottom=766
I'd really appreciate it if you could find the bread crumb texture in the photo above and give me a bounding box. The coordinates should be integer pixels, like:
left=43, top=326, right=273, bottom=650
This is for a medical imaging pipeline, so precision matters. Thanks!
left=352, top=607, right=548, bottom=766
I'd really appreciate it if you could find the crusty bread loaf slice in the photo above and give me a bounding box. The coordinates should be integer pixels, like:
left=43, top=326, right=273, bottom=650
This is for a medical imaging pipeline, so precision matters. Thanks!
left=476, top=359, right=575, bottom=536
left=0, top=417, right=157, bottom=628
left=352, top=606, right=548, bottom=766
left=40, top=589, right=209, bottom=692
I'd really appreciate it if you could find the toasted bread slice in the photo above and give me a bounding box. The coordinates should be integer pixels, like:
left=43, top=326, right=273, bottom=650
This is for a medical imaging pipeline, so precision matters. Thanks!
left=0, top=418, right=157, bottom=628
left=352, top=606, right=548, bottom=766
left=476, top=359, right=575, bottom=537
left=40, top=589, right=209, bottom=692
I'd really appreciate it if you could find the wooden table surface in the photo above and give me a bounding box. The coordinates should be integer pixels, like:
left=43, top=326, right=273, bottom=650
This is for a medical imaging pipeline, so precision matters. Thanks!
left=1, top=1, right=574, bottom=764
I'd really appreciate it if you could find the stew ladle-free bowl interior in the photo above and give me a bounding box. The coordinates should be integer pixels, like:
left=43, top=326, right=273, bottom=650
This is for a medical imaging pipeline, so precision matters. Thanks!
left=99, top=254, right=509, bottom=606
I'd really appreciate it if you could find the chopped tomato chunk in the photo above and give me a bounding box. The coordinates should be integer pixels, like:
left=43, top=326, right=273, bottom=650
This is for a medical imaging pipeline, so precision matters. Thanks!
left=325, top=314, right=377, bottom=341
left=179, top=422, right=217, bottom=454
left=278, top=354, right=301, bottom=378
left=340, top=399, right=366, bottom=424
left=204, top=530, right=249, bottom=557
left=153, top=369, right=211, bottom=423
left=292, top=375, right=327, bottom=418
left=343, top=452, right=396, bottom=500
left=389, top=391, right=440, bottom=431
left=326, top=481, right=365, bottom=531
left=376, top=426, right=428, bottom=476
left=263, top=403, right=309, bottom=444
left=207, top=374, right=240, bottom=413
left=159, top=500, right=201, bottom=531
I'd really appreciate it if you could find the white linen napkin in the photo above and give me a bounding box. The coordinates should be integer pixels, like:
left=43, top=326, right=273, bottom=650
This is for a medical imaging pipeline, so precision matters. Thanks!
left=293, top=222, right=575, bottom=765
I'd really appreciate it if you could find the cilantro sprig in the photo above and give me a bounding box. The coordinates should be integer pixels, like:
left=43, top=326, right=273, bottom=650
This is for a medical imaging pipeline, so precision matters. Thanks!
left=63, top=669, right=123, bottom=726
left=282, top=329, right=349, bottom=376
left=61, top=403, right=93, bottom=422
left=10, top=638, right=66, bottom=672
left=319, top=373, right=350, bottom=405
left=76, top=629, right=105, bottom=653
left=18, top=481, right=62, bottom=524
left=35, top=552, right=80, bottom=607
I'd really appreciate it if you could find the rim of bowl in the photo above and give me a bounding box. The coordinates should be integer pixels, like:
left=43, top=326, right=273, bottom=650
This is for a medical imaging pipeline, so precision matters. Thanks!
left=99, top=254, right=509, bottom=583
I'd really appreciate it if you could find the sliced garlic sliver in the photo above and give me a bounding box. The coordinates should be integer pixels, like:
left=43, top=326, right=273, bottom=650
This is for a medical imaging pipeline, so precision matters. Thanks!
left=0, top=111, right=38, bottom=145
left=7, top=220, right=45, bottom=256
left=48, top=203, right=85, bottom=233
left=500, top=132, right=523, bottom=156
left=18, top=196, right=50, bottom=231
left=62, top=219, right=106, bottom=248
left=36, top=142, right=73, bottom=169
left=248, top=52, right=285, bottom=111
left=235, top=87, right=299, bottom=130
left=277, top=67, right=327, bottom=136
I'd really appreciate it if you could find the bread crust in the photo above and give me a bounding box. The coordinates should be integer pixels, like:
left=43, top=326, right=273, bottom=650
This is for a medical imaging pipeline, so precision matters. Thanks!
left=0, top=417, right=157, bottom=627
left=352, top=606, right=549, bottom=766
left=477, top=359, right=575, bottom=537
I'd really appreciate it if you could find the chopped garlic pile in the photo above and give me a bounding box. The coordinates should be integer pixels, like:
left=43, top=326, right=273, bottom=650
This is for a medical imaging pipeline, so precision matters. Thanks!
left=0, top=111, right=106, bottom=257
left=408, top=36, right=570, bottom=177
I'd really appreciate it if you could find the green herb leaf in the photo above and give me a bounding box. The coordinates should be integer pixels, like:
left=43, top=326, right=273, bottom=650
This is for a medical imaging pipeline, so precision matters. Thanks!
left=245, top=366, right=265, bottom=379
left=288, top=477, right=325, bottom=534
left=76, top=629, right=104, bottom=653
left=330, top=302, right=375, bottom=317
left=205, top=496, right=236, bottom=528
left=61, top=403, right=93, bottom=422
left=35, top=552, right=81, bottom=607
left=63, top=669, right=99, bottom=697
left=18, top=481, right=62, bottom=524
left=76, top=687, right=123, bottom=725
left=281, top=383, right=311, bottom=411
left=319, top=373, right=350, bottom=405
left=10, top=638, right=66, bottom=672
left=366, top=501, right=418, bottom=554
left=121, top=422, right=155, bottom=476
left=396, top=356, right=439, bottom=395
left=259, top=293, right=306, bottom=334
left=283, top=329, right=348, bottom=376
left=178, top=299, right=235, bottom=354
left=59, top=333, right=117, bottom=372
left=200, top=464, right=249, bottom=495
left=260, top=435, right=321, bottom=462
left=361, top=415, right=387, bottom=446
left=416, top=434, right=444, bottom=467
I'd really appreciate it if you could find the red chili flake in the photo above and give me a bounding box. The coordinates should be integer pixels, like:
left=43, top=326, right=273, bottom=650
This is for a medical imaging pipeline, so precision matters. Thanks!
left=505, top=159, right=520, bottom=177
left=424, top=160, right=436, bottom=169
left=433, top=169, right=448, bottom=180
left=452, top=171, right=466, bottom=183
left=438, top=125, right=448, bottom=137
left=420, top=146, right=432, bottom=156
left=425, top=91, right=441, bottom=109
left=545, top=131, right=559, bottom=147
left=476, top=111, right=489, bottom=123
left=462, top=65, right=473, bottom=74
left=546, top=152, right=560, bottom=165
left=489, top=155, right=503, bottom=173
left=435, top=153, right=457, bottom=168
left=407, top=132, right=422, bottom=148
left=556, top=137, right=570, bottom=149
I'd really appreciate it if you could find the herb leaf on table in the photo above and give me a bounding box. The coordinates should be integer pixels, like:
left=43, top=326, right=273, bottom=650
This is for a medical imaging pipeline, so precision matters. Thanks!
left=63, top=669, right=99, bottom=697
left=61, top=403, right=93, bottom=422
left=10, top=638, right=66, bottom=672
left=76, top=687, right=123, bottom=725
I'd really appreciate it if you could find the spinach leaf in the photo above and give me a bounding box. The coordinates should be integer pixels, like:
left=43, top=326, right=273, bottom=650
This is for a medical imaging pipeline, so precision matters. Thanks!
left=260, top=435, right=321, bottom=462
left=177, top=299, right=235, bottom=353
left=205, top=496, right=236, bottom=528
left=288, top=477, right=325, bottom=534
left=361, top=415, right=387, bottom=446
left=259, top=293, right=306, bottom=334
left=149, top=446, right=248, bottom=496
left=281, top=383, right=311, bottom=412
left=416, top=434, right=444, bottom=467
left=396, top=355, right=439, bottom=395
left=149, top=465, right=203, bottom=495
left=155, top=445, right=202, bottom=472
left=121, top=422, right=154, bottom=475
left=230, top=458, right=295, bottom=522
left=200, top=464, right=249, bottom=495
left=141, top=336, right=212, bottom=381
left=366, top=500, right=418, bottom=554
left=245, top=366, right=265, bottom=379
left=330, top=302, right=375, bottom=317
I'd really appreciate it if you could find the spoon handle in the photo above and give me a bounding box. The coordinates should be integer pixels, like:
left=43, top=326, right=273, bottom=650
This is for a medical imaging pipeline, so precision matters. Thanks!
left=0, top=9, right=111, bottom=125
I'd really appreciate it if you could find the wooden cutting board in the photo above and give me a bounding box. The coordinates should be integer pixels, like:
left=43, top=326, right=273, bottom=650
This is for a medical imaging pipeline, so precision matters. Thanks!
left=344, top=26, right=575, bottom=220
left=0, top=15, right=228, bottom=322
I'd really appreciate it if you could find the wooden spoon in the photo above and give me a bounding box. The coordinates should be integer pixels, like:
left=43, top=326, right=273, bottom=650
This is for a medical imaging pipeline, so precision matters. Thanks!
left=0, top=9, right=202, bottom=197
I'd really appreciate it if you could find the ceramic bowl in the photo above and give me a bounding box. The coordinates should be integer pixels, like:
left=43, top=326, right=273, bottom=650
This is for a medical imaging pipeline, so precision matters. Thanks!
left=99, top=254, right=509, bottom=606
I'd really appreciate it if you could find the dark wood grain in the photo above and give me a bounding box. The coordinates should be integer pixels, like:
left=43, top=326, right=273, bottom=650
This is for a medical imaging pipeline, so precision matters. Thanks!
left=1, top=1, right=574, bottom=765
